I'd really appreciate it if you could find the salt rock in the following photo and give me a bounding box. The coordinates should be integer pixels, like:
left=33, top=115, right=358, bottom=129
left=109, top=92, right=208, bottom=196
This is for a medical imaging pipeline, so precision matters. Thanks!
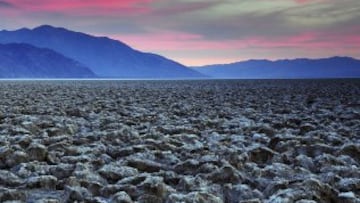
left=6, top=150, right=28, bottom=168
left=266, top=188, right=309, bottom=203
left=239, top=199, right=262, bottom=203
left=263, top=180, right=290, bottom=197
left=302, top=178, right=339, bottom=202
left=337, top=178, right=360, bottom=192
left=0, top=146, right=13, bottom=162
left=224, top=184, right=264, bottom=203
left=80, top=179, right=104, bottom=196
left=174, top=159, right=200, bottom=175
left=0, top=188, right=26, bottom=202
left=338, top=144, right=360, bottom=162
left=0, top=170, right=23, bottom=186
left=127, top=158, right=163, bottom=173
left=299, top=123, right=316, bottom=134
left=98, top=164, right=138, bottom=182
left=112, top=191, right=133, bottom=203
left=296, top=200, right=317, bottom=203
left=27, top=143, right=48, bottom=161
left=248, top=146, right=276, bottom=165
left=167, top=192, right=223, bottom=203
left=295, top=154, right=315, bottom=170
left=49, top=164, right=75, bottom=179
left=138, top=194, right=162, bottom=203
left=208, top=165, right=243, bottom=184
left=65, top=186, right=92, bottom=202
left=175, top=134, right=204, bottom=151
left=11, top=134, right=32, bottom=148
left=9, top=126, right=31, bottom=135
left=177, top=176, right=207, bottom=191
left=337, top=192, right=358, bottom=203
left=139, top=176, right=168, bottom=198
left=26, top=175, right=58, bottom=189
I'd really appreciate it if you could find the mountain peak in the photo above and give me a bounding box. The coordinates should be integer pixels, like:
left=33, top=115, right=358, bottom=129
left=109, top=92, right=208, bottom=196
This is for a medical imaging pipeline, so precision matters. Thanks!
left=34, top=24, right=54, bottom=29
left=0, top=25, right=205, bottom=78
left=32, top=25, right=68, bottom=32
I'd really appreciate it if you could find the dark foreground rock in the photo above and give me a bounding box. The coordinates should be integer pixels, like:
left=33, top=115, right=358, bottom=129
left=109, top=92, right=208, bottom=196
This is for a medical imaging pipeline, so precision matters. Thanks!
left=0, top=79, right=359, bottom=202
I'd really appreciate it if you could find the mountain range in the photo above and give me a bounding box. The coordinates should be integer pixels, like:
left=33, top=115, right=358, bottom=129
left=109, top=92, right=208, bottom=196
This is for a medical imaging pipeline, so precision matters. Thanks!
left=0, top=43, right=95, bottom=78
left=193, top=57, right=360, bottom=79
left=0, top=25, right=204, bottom=78
left=0, top=25, right=359, bottom=79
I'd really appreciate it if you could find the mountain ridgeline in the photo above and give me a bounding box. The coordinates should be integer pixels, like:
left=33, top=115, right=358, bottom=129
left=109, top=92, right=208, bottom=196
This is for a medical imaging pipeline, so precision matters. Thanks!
left=0, top=25, right=359, bottom=79
left=0, top=43, right=95, bottom=78
left=0, top=25, right=204, bottom=78
left=193, top=57, right=360, bottom=79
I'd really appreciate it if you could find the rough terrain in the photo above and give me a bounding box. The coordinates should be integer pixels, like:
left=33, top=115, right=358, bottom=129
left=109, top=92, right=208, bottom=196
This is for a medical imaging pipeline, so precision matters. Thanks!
left=0, top=79, right=359, bottom=203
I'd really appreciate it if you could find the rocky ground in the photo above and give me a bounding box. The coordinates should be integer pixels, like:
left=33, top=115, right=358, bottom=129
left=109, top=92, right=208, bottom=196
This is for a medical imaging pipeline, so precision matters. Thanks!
left=0, top=79, right=359, bottom=203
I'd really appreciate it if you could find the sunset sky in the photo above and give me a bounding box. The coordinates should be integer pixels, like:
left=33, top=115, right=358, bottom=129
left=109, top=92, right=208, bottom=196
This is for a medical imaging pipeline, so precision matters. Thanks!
left=0, top=0, right=359, bottom=66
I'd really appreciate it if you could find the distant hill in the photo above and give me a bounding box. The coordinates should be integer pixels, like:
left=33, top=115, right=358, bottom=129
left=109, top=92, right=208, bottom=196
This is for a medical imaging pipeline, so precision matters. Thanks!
left=0, top=43, right=96, bottom=78
left=193, top=57, right=360, bottom=79
left=0, top=25, right=205, bottom=78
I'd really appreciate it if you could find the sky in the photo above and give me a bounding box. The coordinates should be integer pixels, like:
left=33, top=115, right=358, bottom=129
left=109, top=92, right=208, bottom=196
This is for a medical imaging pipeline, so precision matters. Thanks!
left=0, top=0, right=359, bottom=66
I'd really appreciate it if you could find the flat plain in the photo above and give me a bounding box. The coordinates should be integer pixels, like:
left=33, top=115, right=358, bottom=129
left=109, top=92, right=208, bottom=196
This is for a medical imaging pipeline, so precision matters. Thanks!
left=0, top=79, right=359, bottom=202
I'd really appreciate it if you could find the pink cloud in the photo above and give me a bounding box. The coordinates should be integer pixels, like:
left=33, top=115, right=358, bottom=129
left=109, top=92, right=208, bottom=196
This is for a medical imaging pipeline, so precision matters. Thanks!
left=151, top=1, right=218, bottom=16
left=97, top=30, right=360, bottom=65
left=107, top=31, right=245, bottom=51
left=118, top=37, right=236, bottom=51
left=294, top=0, right=325, bottom=4
left=107, top=31, right=359, bottom=52
left=295, top=0, right=311, bottom=3
left=294, top=0, right=329, bottom=4
left=7, top=0, right=154, bottom=15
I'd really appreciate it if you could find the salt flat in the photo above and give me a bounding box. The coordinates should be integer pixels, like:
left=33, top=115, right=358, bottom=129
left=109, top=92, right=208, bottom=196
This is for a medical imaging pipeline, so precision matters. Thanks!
left=0, top=79, right=359, bottom=202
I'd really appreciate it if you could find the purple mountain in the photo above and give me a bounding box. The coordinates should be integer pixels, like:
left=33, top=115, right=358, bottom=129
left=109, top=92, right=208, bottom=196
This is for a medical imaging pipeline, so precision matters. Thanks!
left=193, top=57, right=360, bottom=79
left=0, top=25, right=205, bottom=78
left=0, top=43, right=95, bottom=78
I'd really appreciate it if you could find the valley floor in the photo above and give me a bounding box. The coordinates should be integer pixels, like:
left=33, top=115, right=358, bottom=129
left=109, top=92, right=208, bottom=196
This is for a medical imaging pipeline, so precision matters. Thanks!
left=0, top=79, right=359, bottom=202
